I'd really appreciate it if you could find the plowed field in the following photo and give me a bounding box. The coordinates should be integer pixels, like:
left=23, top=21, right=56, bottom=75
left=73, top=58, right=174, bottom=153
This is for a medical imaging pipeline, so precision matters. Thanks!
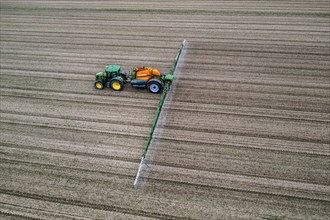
left=1, top=1, right=329, bottom=219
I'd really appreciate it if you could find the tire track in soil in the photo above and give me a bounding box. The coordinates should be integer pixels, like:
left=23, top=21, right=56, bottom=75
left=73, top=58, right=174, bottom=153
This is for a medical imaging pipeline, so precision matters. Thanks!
left=0, top=90, right=159, bottom=109
left=0, top=190, right=183, bottom=220
left=3, top=20, right=330, bottom=34
left=2, top=31, right=330, bottom=47
left=0, top=135, right=141, bottom=161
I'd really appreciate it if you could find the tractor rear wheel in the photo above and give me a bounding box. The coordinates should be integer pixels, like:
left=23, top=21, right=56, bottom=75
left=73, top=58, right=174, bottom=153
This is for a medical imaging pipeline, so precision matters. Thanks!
left=110, top=79, right=124, bottom=91
left=95, top=80, right=104, bottom=90
left=147, top=79, right=163, bottom=93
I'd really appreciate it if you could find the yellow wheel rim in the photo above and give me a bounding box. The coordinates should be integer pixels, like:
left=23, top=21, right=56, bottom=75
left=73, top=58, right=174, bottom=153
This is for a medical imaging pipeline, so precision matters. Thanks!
left=95, top=82, right=103, bottom=89
left=112, top=82, right=121, bottom=90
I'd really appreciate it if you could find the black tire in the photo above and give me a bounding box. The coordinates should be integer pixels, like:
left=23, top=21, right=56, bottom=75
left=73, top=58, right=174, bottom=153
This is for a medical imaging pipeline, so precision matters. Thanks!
left=95, top=80, right=104, bottom=90
left=110, top=79, right=124, bottom=91
left=147, top=80, right=163, bottom=93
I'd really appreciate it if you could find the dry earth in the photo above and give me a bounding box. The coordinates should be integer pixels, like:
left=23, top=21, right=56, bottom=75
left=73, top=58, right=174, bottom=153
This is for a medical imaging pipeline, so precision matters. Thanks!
left=0, top=0, right=329, bottom=219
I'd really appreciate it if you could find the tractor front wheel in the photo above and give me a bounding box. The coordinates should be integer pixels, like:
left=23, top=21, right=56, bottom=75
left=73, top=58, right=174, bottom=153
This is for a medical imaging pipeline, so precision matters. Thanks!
left=110, top=79, right=124, bottom=91
left=95, top=80, right=104, bottom=90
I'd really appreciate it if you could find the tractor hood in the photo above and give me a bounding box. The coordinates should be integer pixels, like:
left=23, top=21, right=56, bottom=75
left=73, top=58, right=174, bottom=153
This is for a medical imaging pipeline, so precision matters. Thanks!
left=95, top=71, right=106, bottom=80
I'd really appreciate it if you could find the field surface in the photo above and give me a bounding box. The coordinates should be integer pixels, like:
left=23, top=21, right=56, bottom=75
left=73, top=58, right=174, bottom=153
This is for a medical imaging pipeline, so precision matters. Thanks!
left=0, top=1, right=329, bottom=219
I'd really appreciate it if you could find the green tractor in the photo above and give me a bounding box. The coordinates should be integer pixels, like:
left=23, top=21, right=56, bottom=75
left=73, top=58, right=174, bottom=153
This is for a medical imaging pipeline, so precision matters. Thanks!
left=95, top=65, right=127, bottom=91
left=94, top=65, right=173, bottom=93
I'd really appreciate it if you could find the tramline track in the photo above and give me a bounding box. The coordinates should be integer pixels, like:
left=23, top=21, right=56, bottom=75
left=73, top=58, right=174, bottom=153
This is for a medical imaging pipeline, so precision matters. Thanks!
left=0, top=190, right=183, bottom=220
left=2, top=32, right=330, bottom=47
left=1, top=175, right=329, bottom=219
left=2, top=144, right=328, bottom=193
left=3, top=20, right=330, bottom=34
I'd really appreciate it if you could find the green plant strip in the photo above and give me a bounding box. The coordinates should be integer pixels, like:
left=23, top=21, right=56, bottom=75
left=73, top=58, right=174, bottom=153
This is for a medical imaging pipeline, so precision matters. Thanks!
left=142, top=40, right=185, bottom=159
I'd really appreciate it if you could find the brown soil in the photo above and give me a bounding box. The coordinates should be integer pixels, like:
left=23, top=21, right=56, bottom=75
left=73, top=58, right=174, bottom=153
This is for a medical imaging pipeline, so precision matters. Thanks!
left=1, top=0, right=329, bottom=219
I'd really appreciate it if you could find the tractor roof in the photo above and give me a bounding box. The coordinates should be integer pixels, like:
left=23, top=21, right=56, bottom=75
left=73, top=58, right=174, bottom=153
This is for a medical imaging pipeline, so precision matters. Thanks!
left=105, top=65, right=121, bottom=72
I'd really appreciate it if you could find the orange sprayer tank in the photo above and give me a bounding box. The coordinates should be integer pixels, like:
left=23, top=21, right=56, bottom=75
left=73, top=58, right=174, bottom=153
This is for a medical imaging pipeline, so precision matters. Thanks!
left=135, top=66, right=161, bottom=81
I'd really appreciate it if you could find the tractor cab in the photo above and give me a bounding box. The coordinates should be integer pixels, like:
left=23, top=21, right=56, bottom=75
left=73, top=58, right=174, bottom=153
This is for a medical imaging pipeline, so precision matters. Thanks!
left=105, top=65, right=122, bottom=79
